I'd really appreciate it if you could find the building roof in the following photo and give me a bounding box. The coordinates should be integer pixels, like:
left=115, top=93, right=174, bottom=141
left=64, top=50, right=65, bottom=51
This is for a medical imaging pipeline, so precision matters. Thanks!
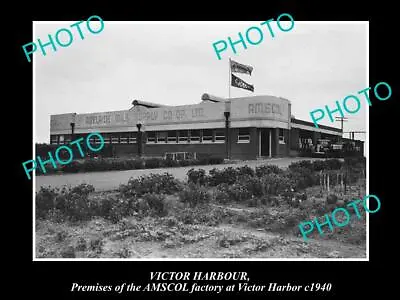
left=291, top=117, right=342, bottom=133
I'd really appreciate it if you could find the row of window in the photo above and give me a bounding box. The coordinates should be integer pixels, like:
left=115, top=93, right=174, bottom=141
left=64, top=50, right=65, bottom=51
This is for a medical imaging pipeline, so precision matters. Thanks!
left=50, top=129, right=252, bottom=145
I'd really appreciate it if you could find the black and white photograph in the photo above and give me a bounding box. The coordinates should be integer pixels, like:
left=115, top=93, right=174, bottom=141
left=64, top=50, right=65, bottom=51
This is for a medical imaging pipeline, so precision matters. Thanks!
left=33, top=21, right=367, bottom=260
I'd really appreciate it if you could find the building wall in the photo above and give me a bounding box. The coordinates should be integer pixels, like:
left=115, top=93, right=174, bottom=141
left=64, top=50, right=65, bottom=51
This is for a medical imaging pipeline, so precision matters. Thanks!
left=144, top=143, right=226, bottom=158
left=278, top=128, right=290, bottom=157
left=230, top=127, right=258, bottom=160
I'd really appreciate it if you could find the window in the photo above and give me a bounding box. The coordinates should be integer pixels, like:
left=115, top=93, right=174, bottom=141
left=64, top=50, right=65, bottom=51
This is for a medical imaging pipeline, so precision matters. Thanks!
left=167, top=131, right=177, bottom=143
left=95, top=136, right=103, bottom=144
left=215, top=129, right=225, bottom=143
left=238, top=128, right=250, bottom=143
left=50, top=135, right=58, bottom=145
left=102, top=133, right=111, bottom=144
left=157, top=131, right=167, bottom=143
left=128, top=132, right=137, bottom=144
left=190, top=130, right=200, bottom=143
left=178, top=130, right=189, bottom=143
left=147, top=131, right=156, bottom=143
left=279, top=129, right=285, bottom=144
left=202, top=129, right=213, bottom=143
left=88, top=135, right=97, bottom=145
left=64, top=135, right=72, bottom=144
left=120, top=133, right=129, bottom=144
left=111, top=135, right=119, bottom=144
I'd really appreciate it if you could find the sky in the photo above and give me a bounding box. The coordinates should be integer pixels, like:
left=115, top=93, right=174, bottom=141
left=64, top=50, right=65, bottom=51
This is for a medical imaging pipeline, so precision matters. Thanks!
left=35, top=21, right=367, bottom=145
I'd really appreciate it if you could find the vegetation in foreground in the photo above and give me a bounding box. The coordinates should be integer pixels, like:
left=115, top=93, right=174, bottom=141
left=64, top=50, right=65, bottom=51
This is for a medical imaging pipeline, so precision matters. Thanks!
left=36, top=157, right=366, bottom=258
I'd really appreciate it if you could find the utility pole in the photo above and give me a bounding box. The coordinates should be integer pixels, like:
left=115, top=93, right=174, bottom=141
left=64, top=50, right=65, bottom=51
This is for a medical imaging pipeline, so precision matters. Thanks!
left=335, top=116, right=348, bottom=132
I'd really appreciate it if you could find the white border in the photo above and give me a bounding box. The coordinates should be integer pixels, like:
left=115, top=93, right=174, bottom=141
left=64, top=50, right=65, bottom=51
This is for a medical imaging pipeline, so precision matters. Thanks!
left=33, top=21, right=369, bottom=262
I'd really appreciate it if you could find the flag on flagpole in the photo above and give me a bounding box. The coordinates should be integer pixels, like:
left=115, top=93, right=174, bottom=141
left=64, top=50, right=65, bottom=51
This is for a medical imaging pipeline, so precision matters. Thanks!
left=231, top=73, right=254, bottom=92
left=230, top=59, right=253, bottom=75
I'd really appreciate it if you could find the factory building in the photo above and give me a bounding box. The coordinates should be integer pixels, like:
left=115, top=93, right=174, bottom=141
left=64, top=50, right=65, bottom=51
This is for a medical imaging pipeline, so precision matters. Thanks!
left=49, top=94, right=364, bottom=160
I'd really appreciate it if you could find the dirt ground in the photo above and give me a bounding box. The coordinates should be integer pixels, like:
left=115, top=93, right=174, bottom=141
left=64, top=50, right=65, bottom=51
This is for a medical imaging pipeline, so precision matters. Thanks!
left=35, top=157, right=324, bottom=192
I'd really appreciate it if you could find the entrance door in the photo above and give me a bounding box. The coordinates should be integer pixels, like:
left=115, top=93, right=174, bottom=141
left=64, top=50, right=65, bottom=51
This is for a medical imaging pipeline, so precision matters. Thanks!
left=260, top=129, right=270, bottom=157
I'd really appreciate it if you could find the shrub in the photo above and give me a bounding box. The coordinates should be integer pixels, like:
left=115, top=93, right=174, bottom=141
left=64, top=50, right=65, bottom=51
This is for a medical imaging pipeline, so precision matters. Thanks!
left=324, top=159, right=343, bottom=170
left=145, top=158, right=162, bottom=169
left=132, top=159, right=145, bottom=169
left=36, top=186, right=59, bottom=219
left=141, top=193, right=167, bottom=216
left=61, top=161, right=81, bottom=173
left=208, top=167, right=238, bottom=186
left=311, top=160, right=327, bottom=171
left=119, top=173, right=179, bottom=198
left=236, top=165, right=255, bottom=177
left=240, top=175, right=264, bottom=197
left=107, top=197, right=135, bottom=223
left=289, top=160, right=313, bottom=172
left=286, top=168, right=317, bottom=190
left=255, top=165, right=283, bottom=177
left=344, top=157, right=366, bottom=168
left=94, top=195, right=122, bottom=221
left=70, top=183, right=95, bottom=196
left=36, top=184, right=95, bottom=221
left=187, top=168, right=207, bottom=185
left=47, top=208, right=66, bottom=223
left=178, top=183, right=211, bottom=207
left=261, top=174, right=293, bottom=195
left=213, top=185, right=231, bottom=204
left=209, top=157, right=224, bottom=164
left=162, top=158, right=180, bottom=168
left=228, top=183, right=253, bottom=202
left=196, top=153, right=224, bottom=165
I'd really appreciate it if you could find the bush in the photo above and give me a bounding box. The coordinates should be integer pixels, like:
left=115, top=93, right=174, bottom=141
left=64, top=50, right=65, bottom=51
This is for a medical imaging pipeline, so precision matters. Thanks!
left=228, top=183, right=253, bottom=202
left=141, top=193, right=167, bottom=216
left=36, top=184, right=96, bottom=221
left=289, top=160, right=313, bottom=172
left=255, top=165, right=283, bottom=177
left=36, top=186, right=59, bottom=219
left=344, top=157, right=366, bottom=168
left=106, top=197, right=135, bottom=223
left=197, top=154, right=224, bottom=165
left=178, top=183, right=211, bottom=207
left=61, top=161, right=81, bottom=173
left=236, top=165, right=255, bottom=177
left=261, top=174, right=293, bottom=195
left=187, top=168, right=207, bottom=185
left=213, top=184, right=232, bottom=204
left=162, top=158, right=180, bottom=168
left=324, top=159, right=343, bottom=170
left=286, top=168, right=317, bottom=190
left=144, top=158, right=162, bottom=169
left=311, top=160, right=327, bottom=171
left=119, top=173, right=179, bottom=198
left=208, top=167, right=238, bottom=186
left=239, top=175, right=264, bottom=198
left=47, top=208, right=66, bottom=223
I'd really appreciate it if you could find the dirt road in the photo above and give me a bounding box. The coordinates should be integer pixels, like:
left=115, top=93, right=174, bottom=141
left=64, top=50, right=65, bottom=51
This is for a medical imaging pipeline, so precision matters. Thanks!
left=35, top=157, right=320, bottom=192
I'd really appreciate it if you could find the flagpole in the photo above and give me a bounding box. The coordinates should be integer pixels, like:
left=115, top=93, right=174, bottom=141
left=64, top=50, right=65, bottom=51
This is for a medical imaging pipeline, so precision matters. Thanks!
left=228, top=58, right=231, bottom=99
